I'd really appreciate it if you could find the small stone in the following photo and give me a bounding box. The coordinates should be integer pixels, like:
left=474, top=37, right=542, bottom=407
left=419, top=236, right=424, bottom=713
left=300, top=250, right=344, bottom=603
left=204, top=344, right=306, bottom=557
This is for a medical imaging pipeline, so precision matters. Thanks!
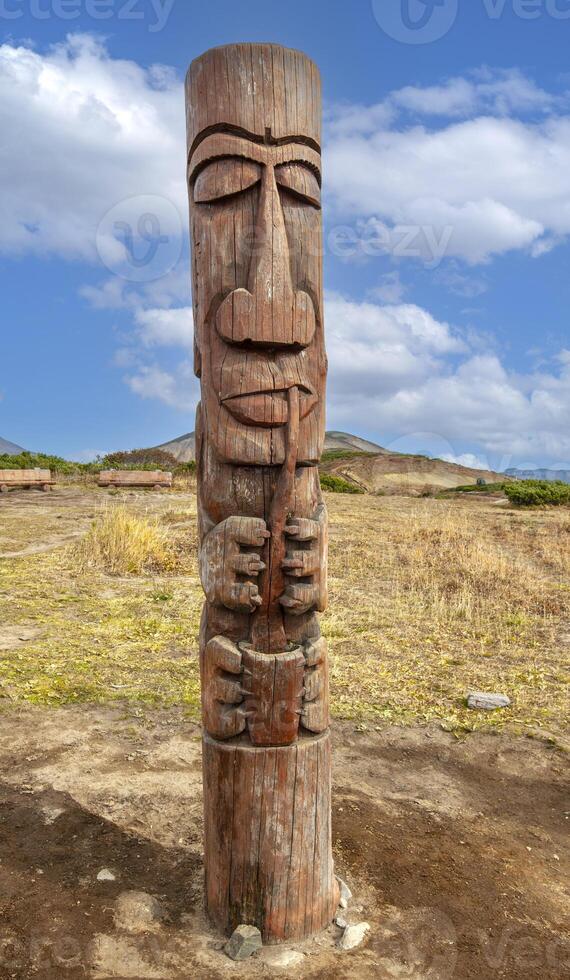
left=224, top=924, right=262, bottom=961
left=259, top=948, right=304, bottom=968
left=41, top=805, right=66, bottom=825
left=467, top=692, right=511, bottom=711
left=338, top=921, right=370, bottom=951
left=336, top=908, right=364, bottom=929
left=113, top=891, right=165, bottom=933
left=336, top=875, right=352, bottom=909
left=96, top=868, right=116, bottom=882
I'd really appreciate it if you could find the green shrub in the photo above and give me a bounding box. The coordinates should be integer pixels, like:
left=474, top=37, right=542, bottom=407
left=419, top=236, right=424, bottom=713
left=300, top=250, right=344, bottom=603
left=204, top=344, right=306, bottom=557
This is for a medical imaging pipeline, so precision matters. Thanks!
left=99, top=448, right=178, bottom=471
left=320, top=473, right=365, bottom=494
left=504, top=480, right=570, bottom=507
left=445, top=482, right=507, bottom=495
left=0, top=452, right=84, bottom=474
left=174, top=460, right=196, bottom=476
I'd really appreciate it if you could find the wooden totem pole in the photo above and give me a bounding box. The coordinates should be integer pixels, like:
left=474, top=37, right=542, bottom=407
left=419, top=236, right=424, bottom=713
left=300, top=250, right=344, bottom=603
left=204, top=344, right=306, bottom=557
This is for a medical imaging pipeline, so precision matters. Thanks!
left=185, top=43, right=338, bottom=943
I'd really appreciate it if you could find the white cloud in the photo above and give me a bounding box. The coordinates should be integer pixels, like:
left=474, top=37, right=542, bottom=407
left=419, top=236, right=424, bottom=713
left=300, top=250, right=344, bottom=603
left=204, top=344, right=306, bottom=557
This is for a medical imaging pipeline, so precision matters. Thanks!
left=2, top=38, right=568, bottom=462
left=97, top=286, right=570, bottom=465
left=390, top=68, right=561, bottom=119
left=0, top=34, right=185, bottom=259
left=368, top=272, right=407, bottom=304
left=3, top=39, right=570, bottom=269
left=325, top=293, right=467, bottom=398
left=104, top=284, right=570, bottom=464
left=125, top=362, right=198, bottom=413
left=325, top=113, right=570, bottom=263
left=324, top=68, right=570, bottom=265
left=324, top=297, right=570, bottom=464
left=134, top=306, right=193, bottom=348
left=439, top=452, right=491, bottom=470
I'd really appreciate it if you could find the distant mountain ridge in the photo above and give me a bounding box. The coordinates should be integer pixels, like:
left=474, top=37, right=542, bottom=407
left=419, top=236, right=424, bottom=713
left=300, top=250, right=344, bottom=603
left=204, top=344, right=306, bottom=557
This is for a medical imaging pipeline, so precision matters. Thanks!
left=152, top=429, right=506, bottom=493
left=152, top=430, right=385, bottom=463
left=506, top=467, right=570, bottom=484
left=153, top=432, right=196, bottom=462
left=0, top=436, right=25, bottom=455
left=323, top=431, right=386, bottom=454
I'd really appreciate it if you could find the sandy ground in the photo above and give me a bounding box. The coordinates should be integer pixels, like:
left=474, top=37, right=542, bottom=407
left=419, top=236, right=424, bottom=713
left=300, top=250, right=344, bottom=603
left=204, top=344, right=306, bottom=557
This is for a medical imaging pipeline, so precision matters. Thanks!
left=0, top=705, right=567, bottom=980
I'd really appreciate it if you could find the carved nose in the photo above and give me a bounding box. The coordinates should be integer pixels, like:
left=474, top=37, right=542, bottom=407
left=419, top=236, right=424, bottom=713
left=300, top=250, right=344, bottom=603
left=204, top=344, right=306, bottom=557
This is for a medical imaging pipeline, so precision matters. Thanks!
left=216, top=165, right=316, bottom=348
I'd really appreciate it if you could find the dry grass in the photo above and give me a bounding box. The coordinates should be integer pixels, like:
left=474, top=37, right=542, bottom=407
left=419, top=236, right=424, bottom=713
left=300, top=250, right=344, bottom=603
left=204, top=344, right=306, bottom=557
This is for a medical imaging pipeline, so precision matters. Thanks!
left=0, top=487, right=568, bottom=739
left=71, top=505, right=176, bottom=575
left=324, top=494, right=569, bottom=736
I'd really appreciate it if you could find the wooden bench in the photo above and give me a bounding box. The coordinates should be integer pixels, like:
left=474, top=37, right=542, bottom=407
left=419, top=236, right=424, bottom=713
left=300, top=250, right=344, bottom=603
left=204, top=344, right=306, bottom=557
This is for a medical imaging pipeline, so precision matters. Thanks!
left=0, top=468, right=55, bottom=492
left=98, top=470, right=172, bottom=490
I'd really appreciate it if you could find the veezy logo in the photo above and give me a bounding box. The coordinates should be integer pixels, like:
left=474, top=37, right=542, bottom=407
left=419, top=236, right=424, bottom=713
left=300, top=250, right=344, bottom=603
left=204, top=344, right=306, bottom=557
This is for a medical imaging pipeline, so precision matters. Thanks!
left=372, top=0, right=459, bottom=43
left=96, top=195, right=182, bottom=283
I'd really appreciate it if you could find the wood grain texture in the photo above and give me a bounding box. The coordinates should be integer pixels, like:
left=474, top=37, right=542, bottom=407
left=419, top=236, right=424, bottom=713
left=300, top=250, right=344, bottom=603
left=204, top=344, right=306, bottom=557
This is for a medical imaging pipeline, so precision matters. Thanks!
left=203, top=732, right=337, bottom=943
left=97, top=471, right=172, bottom=488
left=0, top=469, right=54, bottom=488
left=186, top=43, right=335, bottom=942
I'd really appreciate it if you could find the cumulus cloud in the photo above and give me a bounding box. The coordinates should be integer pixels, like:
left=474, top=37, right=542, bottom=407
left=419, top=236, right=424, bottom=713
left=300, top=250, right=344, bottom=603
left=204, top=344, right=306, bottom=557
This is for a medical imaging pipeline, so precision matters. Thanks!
left=118, top=293, right=570, bottom=464
left=133, top=306, right=193, bottom=348
left=125, top=362, right=198, bottom=413
left=389, top=68, right=562, bottom=119
left=0, top=33, right=185, bottom=259
left=325, top=292, right=467, bottom=398
left=324, top=300, right=570, bottom=463
left=325, top=113, right=570, bottom=263
left=4, top=38, right=570, bottom=269
left=439, top=452, right=494, bottom=471
left=3, top=37, right=569, bottom=462
left=324, top=68, right=570, bottom=265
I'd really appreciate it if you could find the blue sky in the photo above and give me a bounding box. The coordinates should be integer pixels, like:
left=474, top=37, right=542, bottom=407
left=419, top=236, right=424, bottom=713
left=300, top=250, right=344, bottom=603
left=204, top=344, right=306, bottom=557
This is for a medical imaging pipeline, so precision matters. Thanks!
left=1, top=0, right=570, bottom=469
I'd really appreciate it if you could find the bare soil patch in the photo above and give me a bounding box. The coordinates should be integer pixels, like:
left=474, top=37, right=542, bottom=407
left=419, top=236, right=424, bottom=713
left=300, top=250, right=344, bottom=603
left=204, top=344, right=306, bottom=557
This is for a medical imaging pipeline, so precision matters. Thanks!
left=0, top=706, right=567, bottom=979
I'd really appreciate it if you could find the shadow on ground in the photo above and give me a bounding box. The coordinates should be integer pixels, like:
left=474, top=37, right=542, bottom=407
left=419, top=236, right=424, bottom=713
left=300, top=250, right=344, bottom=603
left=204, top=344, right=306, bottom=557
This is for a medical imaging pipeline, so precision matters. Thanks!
left=0, top=706, right=567, bottom=979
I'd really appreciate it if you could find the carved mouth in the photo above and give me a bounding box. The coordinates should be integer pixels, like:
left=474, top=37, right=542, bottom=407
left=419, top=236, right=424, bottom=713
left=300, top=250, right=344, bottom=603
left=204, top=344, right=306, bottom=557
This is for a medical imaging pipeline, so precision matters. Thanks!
left=223, top=387, right=317, bottom=427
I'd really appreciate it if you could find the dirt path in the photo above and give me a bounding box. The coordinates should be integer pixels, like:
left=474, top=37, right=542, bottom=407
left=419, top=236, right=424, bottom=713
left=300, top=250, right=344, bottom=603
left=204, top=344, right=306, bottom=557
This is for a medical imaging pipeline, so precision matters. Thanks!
left=0, top=706, right=567, bottom=979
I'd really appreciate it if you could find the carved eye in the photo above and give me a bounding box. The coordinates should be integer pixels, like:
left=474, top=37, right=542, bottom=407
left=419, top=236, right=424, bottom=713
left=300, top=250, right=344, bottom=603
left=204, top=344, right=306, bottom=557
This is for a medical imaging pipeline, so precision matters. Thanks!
left=275, top=163, right=321, bottom=208
left=193, top=158, right=261, bottom=203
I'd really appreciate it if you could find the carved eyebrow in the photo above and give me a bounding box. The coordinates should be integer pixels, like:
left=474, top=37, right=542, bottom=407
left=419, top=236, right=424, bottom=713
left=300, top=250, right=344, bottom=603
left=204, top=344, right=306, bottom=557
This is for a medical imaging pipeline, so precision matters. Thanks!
left=188, top=133, right=321, bottom=183
left=188, top=123, right=321, bottom=160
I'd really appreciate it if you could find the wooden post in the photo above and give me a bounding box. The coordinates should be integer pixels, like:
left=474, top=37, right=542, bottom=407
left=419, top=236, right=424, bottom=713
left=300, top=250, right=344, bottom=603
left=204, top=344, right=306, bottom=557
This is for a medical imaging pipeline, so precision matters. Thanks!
left=185, top=44, right=337, bottom=943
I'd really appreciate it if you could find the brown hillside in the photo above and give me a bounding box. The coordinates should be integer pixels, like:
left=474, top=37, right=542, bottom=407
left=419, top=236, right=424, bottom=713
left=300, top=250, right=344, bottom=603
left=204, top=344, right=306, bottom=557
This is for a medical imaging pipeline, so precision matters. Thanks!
left=322, top=452, right=505, bottom=495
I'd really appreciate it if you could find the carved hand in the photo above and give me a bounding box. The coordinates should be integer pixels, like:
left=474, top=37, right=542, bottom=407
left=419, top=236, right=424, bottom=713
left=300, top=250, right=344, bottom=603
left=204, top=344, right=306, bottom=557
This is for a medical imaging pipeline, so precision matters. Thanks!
left=279, top=507, right=327, bottom=615
left=301, top=636, right=330, bottom=733
left=200, top=516, right=269, bottom=612
left=202, top=636, right=247, bottom=739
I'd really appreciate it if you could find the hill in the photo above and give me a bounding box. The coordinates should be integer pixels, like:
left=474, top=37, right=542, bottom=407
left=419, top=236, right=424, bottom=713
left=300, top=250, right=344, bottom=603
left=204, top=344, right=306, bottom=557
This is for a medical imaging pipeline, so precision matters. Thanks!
left=153, top=432, right=196, bottom=462
left=323, top=431, right=387, bottom=454
left=152, top=430, right=385, bottom=463
left=0, top=436, right=25, bottom=455
left=151, top=429, right=506, bottom=494
left=321, top=450, right=506, bottom=495
left=506, top=467, right=570, bottom=485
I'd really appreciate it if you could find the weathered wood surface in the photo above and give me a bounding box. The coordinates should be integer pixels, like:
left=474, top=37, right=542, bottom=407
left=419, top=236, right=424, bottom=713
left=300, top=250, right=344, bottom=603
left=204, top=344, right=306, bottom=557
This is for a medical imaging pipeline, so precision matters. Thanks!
left=203, top=732, right=336, bottom=943
left=0, top=469, right=54, bottom=491
left=186, top=43, right=337, bottom=941
left=97, top=470, right=172, bottom=488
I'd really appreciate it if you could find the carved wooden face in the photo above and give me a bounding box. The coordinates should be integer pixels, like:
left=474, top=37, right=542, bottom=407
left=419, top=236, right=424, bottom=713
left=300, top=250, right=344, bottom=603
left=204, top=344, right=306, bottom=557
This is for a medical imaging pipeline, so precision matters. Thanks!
left=188, top=133, right=326, bottom=466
